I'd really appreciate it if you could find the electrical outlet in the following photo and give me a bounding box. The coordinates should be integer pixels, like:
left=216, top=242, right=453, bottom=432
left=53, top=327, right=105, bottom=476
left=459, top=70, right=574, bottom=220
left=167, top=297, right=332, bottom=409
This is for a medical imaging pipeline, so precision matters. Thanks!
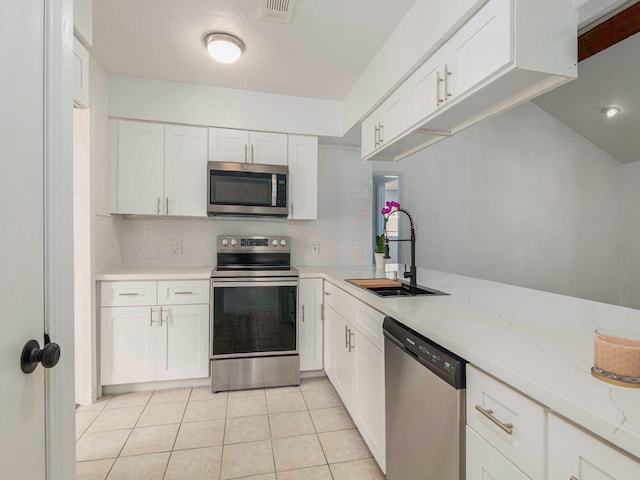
left=168, top=240, right=182, bottom=255
left=308, top=242, right=319, bottom=255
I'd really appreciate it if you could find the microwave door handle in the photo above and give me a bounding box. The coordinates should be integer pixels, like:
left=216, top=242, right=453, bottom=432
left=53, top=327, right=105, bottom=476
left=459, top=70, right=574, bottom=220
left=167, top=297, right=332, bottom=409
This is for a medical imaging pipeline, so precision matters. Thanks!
left=272, top=174, right=277, bottom=207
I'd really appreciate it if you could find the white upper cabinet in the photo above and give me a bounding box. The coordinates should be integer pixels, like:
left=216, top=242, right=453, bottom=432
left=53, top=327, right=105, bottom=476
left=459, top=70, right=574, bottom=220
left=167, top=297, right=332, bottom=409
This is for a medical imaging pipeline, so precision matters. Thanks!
left=73, top=37, right=89, bottom=109
left=164, top=125, right=208, bottom=217
left=288, top=135, right=318, bottom=220
left=208, top=127, right=287, bottom=165
left=114, top=120, right=207, bottom=217
left=362, top=0, right=576, bottom=161
left=116, top=120, right=165, bottom=215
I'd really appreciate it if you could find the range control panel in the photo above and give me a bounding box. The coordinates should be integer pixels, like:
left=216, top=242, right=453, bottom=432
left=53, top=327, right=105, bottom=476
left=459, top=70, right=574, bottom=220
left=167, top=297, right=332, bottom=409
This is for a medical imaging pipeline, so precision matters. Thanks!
left=217, top=235, right=290, bottom=253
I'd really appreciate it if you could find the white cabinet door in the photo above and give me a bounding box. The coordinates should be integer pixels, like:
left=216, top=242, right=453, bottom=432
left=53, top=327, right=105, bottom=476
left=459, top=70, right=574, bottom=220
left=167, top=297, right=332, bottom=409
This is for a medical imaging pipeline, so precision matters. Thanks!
left=164, top=125, right=208, bottom=217
left=331, top=308, right=355, bottom=411
left=116, top=121, right=165, bottom=215
left=449, top=0, right=512, bottom=99
left=353, top=330, right=386, bottom=472
left=466, top=427, right=531, bottom=480
left=208, top=127, right=249, bottom=163
left=156, top=305, right=210, bottom=381
left=323, top=293, right=336, bottom=383
left=408, top=49, right=447, bottom=127
left=250, top=131, right=288, bottom=165
left=548, top=414, right=640, bottom=480
left=101, top=306, right=157, bottom=385
left=73, top=37, right=89, bottom=108
left=378, top=81, right=408, bottom=148
left=288, top=135, right=318, bottom=220
left=299, top=279, right=323, bottom=371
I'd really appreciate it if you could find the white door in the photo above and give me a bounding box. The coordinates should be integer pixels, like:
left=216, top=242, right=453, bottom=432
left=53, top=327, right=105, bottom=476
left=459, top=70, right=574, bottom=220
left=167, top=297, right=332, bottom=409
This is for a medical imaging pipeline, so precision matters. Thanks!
left=164, top=125, right=208, bottom=217
left=288, top=135, right=318, bottom=220
left=116, top=120, right=165, bottom=215
left=249, top=131, right=288, bottom=165
left=208, top=127, right=249, bottom=162
left=1, top=1, right=46, bottom=477
left=157, top=305, right=210, bottom=381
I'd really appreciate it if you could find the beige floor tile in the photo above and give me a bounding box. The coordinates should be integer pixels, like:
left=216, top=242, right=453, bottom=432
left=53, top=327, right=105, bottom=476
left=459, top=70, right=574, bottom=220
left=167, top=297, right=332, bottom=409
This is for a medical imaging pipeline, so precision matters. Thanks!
left=106, top=452, right=169, bottom=480
left=183, top=398, right=228, bottom=422
left=136, top=401, right=186, bottom=427
left=164, top=446, right=223, bottom=480
left=265, top=385, right=300, bottom=397
left=105, top=392, right=152, bottom=409
left=88, top=406, right=144, bottom=432
left=174, top=419, right=225, bottom=450
left=191, top=386, right=227, bottom=401
left=76, top=458, right=115, bottom=480
left=227, top=395, right=268, bottom=418
left=76, top=429, right=131, bottom=462
left=221, top=439, right=274, bottom=479
left=309, top=407, right=355, bottom=432
left=224, top=415, right=271, bottom=444
left=299, top=377, right=332, bottom=392
left=266, top=392, right=307, bottom=414
left=228, top=388, right=265, bottom=399
left=76, top=396, right=113, bottom=412
left=302, top=388, right=342, bottom=410
left=148, top=388, right=191, bottom=404
left=120, top=424, right=179, bottom=456
left=329, top=458, right=385, bottom=480
left=318, top=429, right=372, bottom=464
left=277, top=465, right=332, bottom=480
left=269, top=411, right=315, bottom=439
left=76, top=410, right=100, bottom=434
left=272, top=434, right=326, bottom=472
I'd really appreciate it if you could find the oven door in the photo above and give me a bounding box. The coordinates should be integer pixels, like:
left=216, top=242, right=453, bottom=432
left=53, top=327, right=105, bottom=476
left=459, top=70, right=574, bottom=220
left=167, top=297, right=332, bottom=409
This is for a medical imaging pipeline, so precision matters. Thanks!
left=211, top=278, right=298, bottom=359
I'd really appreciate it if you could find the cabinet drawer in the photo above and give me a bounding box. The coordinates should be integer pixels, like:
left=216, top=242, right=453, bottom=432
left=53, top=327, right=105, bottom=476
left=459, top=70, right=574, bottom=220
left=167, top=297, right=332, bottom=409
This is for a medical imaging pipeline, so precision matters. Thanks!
left=548, top=413, right=640, bottom=479
left=466, top=426, right=531, bottom=480
left=466, top=365, right=545, bottom=480
left=351, top=299, right=384, bottom=352
left=157, top=280, right=209, bottom=305
left=323, top=282, right=353, bottom=321
left=101, top=281, right=157, bottom=307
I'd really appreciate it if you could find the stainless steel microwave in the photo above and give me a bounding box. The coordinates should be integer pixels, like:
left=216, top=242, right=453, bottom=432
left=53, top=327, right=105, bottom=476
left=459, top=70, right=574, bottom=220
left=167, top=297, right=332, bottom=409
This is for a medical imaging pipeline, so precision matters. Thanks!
left=207, top=161, right=288, bottom=217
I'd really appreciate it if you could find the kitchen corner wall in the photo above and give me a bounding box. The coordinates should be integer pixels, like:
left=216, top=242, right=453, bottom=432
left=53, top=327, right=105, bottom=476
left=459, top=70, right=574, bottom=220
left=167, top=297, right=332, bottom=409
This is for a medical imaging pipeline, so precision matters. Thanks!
left=109, top=146, right=372, bottom=268
left=374, top=102, right=624, bottom=306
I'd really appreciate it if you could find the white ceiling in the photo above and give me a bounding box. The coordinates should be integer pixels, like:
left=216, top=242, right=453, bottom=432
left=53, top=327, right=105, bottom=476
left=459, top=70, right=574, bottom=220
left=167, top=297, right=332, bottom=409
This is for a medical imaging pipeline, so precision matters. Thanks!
left=534, top=31, right=640, bottom=164
left=92, top=0, right=416, bottom=101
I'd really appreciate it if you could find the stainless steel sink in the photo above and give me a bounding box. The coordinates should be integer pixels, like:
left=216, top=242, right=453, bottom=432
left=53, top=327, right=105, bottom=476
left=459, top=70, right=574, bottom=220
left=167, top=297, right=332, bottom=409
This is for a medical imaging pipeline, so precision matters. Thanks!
left=346, top=280, right=448, bottom=298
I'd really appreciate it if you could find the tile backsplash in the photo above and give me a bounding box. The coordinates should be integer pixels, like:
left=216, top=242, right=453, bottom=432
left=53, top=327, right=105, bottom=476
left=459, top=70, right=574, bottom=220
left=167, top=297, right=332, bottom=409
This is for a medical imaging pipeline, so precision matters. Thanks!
left=97, top=146, right=373, bottom=269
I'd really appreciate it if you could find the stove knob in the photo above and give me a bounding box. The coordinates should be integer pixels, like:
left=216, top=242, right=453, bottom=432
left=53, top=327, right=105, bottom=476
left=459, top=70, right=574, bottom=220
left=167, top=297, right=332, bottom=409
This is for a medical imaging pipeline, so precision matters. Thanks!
left=221, top=238, right=229, bottom=246
left=272, top=239, right=279, bottom=246
left=280, top=239, right=287, bottom=246
left=230, top=239, right=238, bottom=246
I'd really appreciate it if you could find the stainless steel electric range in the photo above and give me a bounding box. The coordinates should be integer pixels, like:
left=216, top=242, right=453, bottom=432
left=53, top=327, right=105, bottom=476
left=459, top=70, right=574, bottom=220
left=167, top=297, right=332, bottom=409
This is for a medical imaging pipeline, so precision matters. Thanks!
left=210, top=235, right=299, bottom=392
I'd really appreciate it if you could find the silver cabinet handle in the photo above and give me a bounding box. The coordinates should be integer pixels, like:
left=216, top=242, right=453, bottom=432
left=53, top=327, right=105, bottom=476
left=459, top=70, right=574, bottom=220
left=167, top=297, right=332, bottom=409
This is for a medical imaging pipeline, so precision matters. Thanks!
left=301, top=304, right=305, bottom=322
left=118, top=292, right=139, bottom=296
left=474, top=405, right=513, bottom=435
left=345, top=325, right=349, bottom=348
left=174, top=291, right=193, bottom=295
left=244, top=144, right=248, bottom=163
left=157, top=197, right=161, bottom=215
left=165, top=197, right=169, bottom=215
left=444, top=64, right=452, bottom=98
left=437, top=71, right=445, bottom=105
left=348, top=329, right=355, bottom=352
left=251, top=144, right=254, bottom=163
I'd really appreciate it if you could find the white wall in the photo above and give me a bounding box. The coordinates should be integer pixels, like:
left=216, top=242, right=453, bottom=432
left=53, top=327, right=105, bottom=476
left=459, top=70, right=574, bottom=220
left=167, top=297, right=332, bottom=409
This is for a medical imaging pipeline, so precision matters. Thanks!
left=114, top=146, right=372, bottom=268
left=374, top=102, right=623, bottom=305
left=620, top=161, right=640, bottom=309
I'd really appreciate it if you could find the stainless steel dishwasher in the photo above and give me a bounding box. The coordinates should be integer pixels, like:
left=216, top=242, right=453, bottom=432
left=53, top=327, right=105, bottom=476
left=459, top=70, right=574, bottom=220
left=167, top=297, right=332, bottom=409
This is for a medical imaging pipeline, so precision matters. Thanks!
left=384, top=316, right=467, bottom=480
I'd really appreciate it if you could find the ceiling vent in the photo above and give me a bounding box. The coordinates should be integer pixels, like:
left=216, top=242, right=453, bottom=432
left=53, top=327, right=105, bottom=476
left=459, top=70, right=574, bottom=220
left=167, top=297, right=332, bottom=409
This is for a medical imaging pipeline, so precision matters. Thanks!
left=260, top=0, right=297, bottom=24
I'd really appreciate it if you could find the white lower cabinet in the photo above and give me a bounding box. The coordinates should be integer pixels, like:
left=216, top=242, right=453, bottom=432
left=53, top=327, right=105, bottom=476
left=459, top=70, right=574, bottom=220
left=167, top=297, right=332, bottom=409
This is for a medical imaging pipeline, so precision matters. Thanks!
left=548, top=414, right=640, bottom=480
left=298, top=278, right=323, bottom=371
left=466, top=426, right=530, bottom=480
left=322, top=282, right=386, bottom=472
left=100, top=280, right=210, bottom=386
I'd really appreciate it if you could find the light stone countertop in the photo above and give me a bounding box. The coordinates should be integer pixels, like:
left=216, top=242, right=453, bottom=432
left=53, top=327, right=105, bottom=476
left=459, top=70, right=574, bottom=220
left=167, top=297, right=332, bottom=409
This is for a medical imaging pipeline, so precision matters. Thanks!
left=296, top=265, right=640, bottom=460
left=96, top=263, right=640, bottom=459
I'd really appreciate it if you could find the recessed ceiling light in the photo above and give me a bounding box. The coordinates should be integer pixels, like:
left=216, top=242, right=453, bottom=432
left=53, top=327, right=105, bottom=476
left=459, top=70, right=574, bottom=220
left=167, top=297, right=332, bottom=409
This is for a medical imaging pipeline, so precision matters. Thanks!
left=204, top=33, right=245, bottom=64
left=601, top=107, right=620, bottom=118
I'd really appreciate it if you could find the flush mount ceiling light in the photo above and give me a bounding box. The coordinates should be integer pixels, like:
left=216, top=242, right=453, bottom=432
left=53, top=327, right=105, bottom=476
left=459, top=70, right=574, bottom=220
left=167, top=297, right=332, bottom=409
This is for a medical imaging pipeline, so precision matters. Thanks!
left=601, top=107, right=621, bottom=118
left=204, top=33, right=245, bottom=64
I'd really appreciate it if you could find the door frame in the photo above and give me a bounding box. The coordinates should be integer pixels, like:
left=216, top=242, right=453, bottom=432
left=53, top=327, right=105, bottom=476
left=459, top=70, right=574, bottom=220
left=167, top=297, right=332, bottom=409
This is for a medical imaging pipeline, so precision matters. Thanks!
left=44, top=0, right=76, bottom=478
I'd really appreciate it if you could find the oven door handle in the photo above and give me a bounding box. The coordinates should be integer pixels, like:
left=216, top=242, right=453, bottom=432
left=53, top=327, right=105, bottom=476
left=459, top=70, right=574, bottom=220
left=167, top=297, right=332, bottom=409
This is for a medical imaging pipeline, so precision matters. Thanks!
left=212, top=280, right=298, bottom=288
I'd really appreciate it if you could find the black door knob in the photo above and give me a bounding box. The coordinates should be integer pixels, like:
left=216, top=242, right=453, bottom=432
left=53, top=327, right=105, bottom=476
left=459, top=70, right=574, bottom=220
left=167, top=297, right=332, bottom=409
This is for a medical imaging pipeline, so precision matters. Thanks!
left=21, top=337, right=61, bottom=374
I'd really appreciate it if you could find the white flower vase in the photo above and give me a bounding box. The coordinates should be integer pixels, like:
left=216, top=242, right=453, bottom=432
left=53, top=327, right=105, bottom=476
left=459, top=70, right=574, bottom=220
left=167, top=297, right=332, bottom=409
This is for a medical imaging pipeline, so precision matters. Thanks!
left=374, top=252, right=386, bottom=270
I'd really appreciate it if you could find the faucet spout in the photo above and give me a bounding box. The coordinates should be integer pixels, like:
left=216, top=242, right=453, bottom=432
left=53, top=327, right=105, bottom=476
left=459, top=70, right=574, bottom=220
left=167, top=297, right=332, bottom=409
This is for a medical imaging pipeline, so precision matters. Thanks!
left=383, top=208, right=418, bottom=287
